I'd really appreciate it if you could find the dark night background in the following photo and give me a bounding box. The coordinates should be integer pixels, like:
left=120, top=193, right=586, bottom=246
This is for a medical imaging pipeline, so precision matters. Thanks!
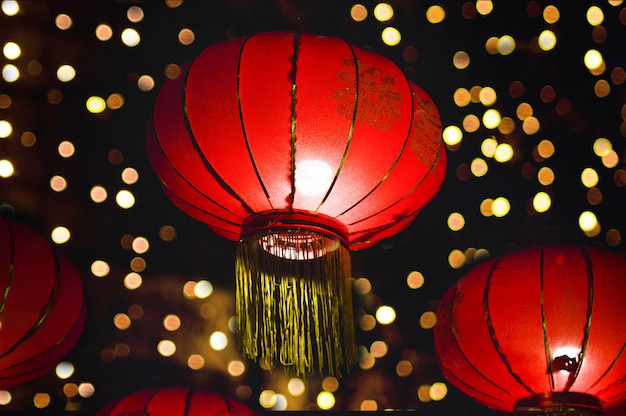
left=1, top=0, right=625, bottom=413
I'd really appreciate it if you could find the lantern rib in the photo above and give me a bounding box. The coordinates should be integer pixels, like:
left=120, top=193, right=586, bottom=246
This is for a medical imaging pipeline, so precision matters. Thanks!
left=183, top=387, right=193, bottom=416
left=180, top=49, right=257, bottom=215
left=236, top=34, right=273, bottom=207
left=343, top=145, right=444, bottom=229
left=143, top=388, right=160, bottom=414
left=586, top=338, right=626, bottom=394
left=315, top=39, right=359, bottom=212
left=150, top=116, right=248, bottom=223
left=336, top=75, right=415, bottom=218
left=0, top=234, right=61, bottom=360
left=445, top=282, right=516, bottom=401
left=483, top=256, right=536, bottom=395
left=0, top=217, right=14, bottom=314
left=567, top=245, right=595, bottom=391
left=289, top=33, right=300, bottom=208
left=540, top=244, right=556, bottom=389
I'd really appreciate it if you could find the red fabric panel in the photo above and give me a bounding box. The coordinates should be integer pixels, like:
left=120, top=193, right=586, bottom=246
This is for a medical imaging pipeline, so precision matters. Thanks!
left=291, top=34, right=356, bottom=211
left=0, top=218, right=84, bottom=389
left=148, top=64, right=248, bottom=231
left=185, top=36, right=273, bottom=213
left=316, top=47, right=414, bottom=218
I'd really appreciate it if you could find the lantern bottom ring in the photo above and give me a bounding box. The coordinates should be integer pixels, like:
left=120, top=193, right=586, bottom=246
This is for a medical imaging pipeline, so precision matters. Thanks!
left=515, top=392, right=602, bottom=416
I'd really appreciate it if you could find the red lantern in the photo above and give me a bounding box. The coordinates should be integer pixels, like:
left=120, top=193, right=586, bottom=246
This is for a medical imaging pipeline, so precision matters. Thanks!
left=434, top=244, right=626, bottom=415
left=147, top=32, right=446, bottom=375
left=95, top=387, right=257, bottom=416
left=0, top=217, right=85, bottom=389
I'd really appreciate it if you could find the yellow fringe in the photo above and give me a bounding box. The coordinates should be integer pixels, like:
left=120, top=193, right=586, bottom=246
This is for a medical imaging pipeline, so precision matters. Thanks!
left=235, top=230, right=357, bottom=376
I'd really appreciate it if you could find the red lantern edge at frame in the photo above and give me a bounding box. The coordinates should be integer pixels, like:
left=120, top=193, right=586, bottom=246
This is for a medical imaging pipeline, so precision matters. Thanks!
left=434, top=244, right=626, bottom=415
left=95, top=387, right=258, bottom=416
left=147, top=32, right=446, bottom=375
left=0, top=216, right=86, bottom=389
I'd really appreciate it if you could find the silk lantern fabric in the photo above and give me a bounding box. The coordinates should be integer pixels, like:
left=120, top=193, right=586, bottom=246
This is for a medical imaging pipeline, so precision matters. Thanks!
left=95, top=387, right=258, bottom=416
left=0, top=217, right=86, bottom=388
left=147, top=32, right=446, bottom=375
left=434, top=244, right=626, bottom=415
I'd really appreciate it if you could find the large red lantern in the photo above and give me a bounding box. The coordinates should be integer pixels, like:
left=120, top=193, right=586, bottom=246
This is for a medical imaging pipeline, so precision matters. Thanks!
left=147, top=32, right=446, bottom=375
left=0, top=216, right=85, bottom=388
left=434, top=244, right=626, bottom=415
left=95, top=387, right=257, bottom=415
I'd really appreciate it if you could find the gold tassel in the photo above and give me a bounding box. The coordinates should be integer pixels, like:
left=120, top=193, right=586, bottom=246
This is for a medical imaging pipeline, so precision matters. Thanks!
left=235, top=229, right=357, bottom=376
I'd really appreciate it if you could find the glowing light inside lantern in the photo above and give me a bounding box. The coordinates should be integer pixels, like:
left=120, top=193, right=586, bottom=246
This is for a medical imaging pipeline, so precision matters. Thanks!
left=295, top=159, right=334, bottom=197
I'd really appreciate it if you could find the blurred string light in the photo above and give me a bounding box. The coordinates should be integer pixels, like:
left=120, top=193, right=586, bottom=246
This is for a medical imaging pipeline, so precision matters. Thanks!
left=0, top=159, right=14, bottom=178
left=55, top=14, right=72, bottom=30
left=3, top=41, right=20, bottom=59
left=375, top=305, right=396, bottom=324
left=0, top=390, right=11, bottom=405
left=350, top=4, right=367, bottom=22
left=121, top=28, right=140, bottom=47
left=381, top=27, right=401, bottom=46
left=373, top=3, right=393, bottom=21
left=2, top=64, right=19, bottom=82
left=1, top=0, right=19, bottom=16
left=426, top=5, right=445, bottom=23
left=51, top=226, right=71, bottom=244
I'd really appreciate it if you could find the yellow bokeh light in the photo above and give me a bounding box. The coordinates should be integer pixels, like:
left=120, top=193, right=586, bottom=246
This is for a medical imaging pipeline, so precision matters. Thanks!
left=350, top=4, right=368, bottom=22
left=522, top=116, right=540, bottom=135
left=579, top=211, right=598, bottom=232
left=210, top=331, right=228, bottom=350
left=113, top=313, right=131, bottom=330
left=396, top=360, right=413, bottom=377
left=57, top=65, right=76, bottom=82
left=430, top=382, right=448, bottom=401
left=602, top=150, right=619, bottom=168
left=58, top=140, right=75, bottom=157
left=194, top=280, right=213, bottom=298
left=33, top=393, right=50, bottom=409
left=381, top=27, right=401, bottom=46
left=0, top=120, right=13, bottom=139
left=476, top=0, right=493, bottom=15
left=533, top=191, right=551, bottom=213
left=471, top=157, right=488, bottom=177
left=448, top=249, right=465, bottom=269
left=116, top=190, right=135, bottom=209
left=178, top=28, right=195, bottom=46
left=453, top=88, right=471, bottom=107
left=56, top=361, right=75, bottom=379
left=453, top=51, right=470, bottom=69
left=407, top=271, right=424, bottom=289
left=51, top=226, right=71, bottom=244
left=90, top=185, right=108, bottom=203
left=593, top=137, right=612, bottom=156
left=370, top=340, right=388, bottom=358
left=360, top=400, right=378, bottom=411
left=3, top=42, right=20, bottom=59
left=448, top=212, right=466, bottom=231
left=259, top=390, right=277, bottom=409
left=463, top=114, right=480, bottom=132
left=479, top=86, right=496, bottom=106
left=581, top=167, right=599, bottom=188
left=50, top=175, right=67, bottom=191
left=537, top=139, right=555, bottom=158
left=157, top=340, right=176, bottom=357
left=497, top=35, right=516, bottom=55
left=187, top=354, right=205, bottom=370
left=0, top=390, right=11, bottom=405
left=418, top=384, right=432, bottom=402
left=494, top=143, right=514, bottom=162
left=124, top=272, right=142, bottom=290
left=78, top=383, right=95, bottom=399
left=96, top=24, right=113, bottom=41
left=55, top=14, right=72, bottom=30
left=543, top=5, right=560, bottom=23
left=419, top=311, right=437, bottom=329
left=538, top=167, right=555, bottom=185
left=317, top=391, right=335, bottom=410
left=127, top=5, right=144, bottom=22
left=375, top=305, right=396, bottom=324
left=228, top=360, right=246, bottom=376
left=426, top=5, right=445, bottom=23
left=492, top=197, right=511, bottom=217
left=1, top=0, right=19, bottom=16
left=442, top=125, right=463, bottom=145
left=584, top=49, right=603, bottom=71
left=132, top=236, right=149, bottom=254
left=586, top=5, right=604, bottom=26
left=288, top=378, right=305, bottom=396
left=121, top=28, right=140, bottom=47
left=86, top=96, right=106, bottom=113
left=373, top=3, right=393, bottom=21
left=482, top=108, right=501, bottom=129
left=163, top=314, right=181, bottom=331
left=0, top=159, right=15, bottom=178
left=107, top=93, right=125, bottom=110
left=322, top=376, right=339, bottom=392
left=538, top=30, right=557, bottom=51
left=516, top=102, right=533, bottom=120
left=138, top=74, right=155, bottom=92
left=91, top=260, right=110, bottom=277
left=481, top=137, right=497, bottom=158
left=2, top=64, right=19, bottom=82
